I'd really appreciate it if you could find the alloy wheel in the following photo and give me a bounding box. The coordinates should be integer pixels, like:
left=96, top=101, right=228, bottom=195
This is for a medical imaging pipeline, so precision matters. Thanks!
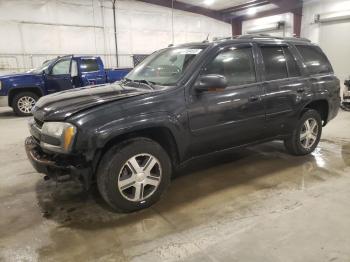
left=17, top=96, right=36, bottom=114
left=300, top=118, right=319, bottom=150
left=117, top=154, right=162, bottom=202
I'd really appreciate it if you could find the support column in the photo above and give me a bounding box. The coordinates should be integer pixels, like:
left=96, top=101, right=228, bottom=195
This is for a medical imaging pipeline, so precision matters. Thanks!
left=293, top=7, right=303, bottom=37
left=232, top=18, right=242, bottom=36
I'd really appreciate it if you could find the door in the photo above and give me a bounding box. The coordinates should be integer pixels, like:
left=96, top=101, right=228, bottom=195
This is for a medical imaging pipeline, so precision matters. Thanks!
left=187, top=44, right=266, bottom=156
left=259, top=44, right=308, bottom=136
left=79, top=58, right=106, bottom=86
left=45, top=58, right=73, bottom=93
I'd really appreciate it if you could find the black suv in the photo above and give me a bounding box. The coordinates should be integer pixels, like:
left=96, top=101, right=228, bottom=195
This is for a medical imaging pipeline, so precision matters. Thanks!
left=25, top=35, right=340, bottom=212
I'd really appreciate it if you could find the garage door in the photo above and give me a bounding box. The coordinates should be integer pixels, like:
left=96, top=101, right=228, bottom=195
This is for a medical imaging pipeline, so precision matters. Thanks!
left=319, top=20, right=350, bottom=96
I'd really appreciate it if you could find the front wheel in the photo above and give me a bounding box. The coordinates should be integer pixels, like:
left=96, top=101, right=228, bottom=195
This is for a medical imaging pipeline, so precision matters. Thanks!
left=12, top=92, right=38, bottom=116
left=97, top=138, right=172, bottom=212
left=284, top=109, right=322, bottom=155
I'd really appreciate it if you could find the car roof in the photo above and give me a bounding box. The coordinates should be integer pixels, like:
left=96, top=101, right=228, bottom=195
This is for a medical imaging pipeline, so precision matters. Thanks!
left=175, top=34, right=314, bottom=49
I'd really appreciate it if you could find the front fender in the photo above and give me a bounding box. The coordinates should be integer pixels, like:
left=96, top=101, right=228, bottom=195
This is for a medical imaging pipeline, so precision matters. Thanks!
left=8, top=85, right=44, bottom=95
left=3, top=75, right=45, bottom=96
left=77, top=111, right=189, bottom=161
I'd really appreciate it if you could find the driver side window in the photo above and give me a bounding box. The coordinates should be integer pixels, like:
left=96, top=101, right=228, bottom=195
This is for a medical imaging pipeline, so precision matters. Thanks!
left=204, top=47, right=256, bottom=86
left=52, top=59, right=71, bottom=75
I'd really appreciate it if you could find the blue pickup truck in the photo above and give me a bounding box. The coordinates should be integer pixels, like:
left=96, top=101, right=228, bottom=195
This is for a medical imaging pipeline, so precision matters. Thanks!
left=0, top=55, right=131, bottom=116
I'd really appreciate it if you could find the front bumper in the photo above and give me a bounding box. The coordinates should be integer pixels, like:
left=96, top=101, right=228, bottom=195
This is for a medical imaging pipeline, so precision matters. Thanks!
left=0, top=96, right=8, bottom=107
left=25, top=136, right=92, bottom=186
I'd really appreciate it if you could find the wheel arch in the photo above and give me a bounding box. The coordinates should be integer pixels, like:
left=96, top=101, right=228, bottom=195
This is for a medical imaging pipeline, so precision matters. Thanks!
left=92, top=126, right=181, bottom=176
left=302, top=99, right=329, bottom=126
left=8, top=87, right=43, bottom=107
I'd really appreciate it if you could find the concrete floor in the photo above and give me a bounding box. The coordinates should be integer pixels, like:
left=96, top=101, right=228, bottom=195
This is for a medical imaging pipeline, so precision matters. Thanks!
left=0, top=107, right=349, bottom=262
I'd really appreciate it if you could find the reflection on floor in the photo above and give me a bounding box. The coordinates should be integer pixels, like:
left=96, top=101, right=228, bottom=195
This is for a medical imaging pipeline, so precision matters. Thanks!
left=0, top=108, right=349, bottom=262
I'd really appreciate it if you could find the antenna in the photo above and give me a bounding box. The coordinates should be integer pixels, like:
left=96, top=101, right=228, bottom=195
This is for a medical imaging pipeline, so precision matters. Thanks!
left=202, top=33, right=210, bottom=43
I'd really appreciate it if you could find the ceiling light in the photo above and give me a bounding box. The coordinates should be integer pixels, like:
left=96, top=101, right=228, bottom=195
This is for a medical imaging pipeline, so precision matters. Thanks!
left=247, top=7, right=257, bottom=16
left=204, top=0, right=215, bottom=6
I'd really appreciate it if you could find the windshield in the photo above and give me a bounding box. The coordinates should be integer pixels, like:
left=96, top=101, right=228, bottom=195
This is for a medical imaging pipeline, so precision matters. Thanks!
left=125, top=46, right=205, bottom=86
left=28, top=59, right=55, bottom=74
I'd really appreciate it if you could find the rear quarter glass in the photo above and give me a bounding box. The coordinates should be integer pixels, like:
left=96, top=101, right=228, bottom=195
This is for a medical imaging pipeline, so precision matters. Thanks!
left=295, top=45, right=333, bottom=75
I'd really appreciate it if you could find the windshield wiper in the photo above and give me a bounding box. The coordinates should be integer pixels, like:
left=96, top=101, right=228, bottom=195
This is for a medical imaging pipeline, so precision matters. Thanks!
left=121, top=77, right=132, bottom=84
left=134, top=79, right=156, bottom=88
left=122, top=78, right=155, bottom=90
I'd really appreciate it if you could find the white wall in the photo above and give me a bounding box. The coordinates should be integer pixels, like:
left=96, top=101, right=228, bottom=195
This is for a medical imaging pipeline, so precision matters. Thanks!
left=301, top=0, right=350, bottom=97
left=242, top=13, right=294, bottom=37
left=0, top=0, right=231, bottom=74
left=301, top=0, right=350, bottom=42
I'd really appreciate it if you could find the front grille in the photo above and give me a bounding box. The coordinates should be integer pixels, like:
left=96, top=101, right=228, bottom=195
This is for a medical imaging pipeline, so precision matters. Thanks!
left=34, top=117, right=44, bottom=128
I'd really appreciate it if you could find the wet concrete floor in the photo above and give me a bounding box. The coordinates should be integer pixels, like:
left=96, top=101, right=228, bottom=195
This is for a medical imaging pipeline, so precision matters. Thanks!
left=0, top=107, right=349, bottom=261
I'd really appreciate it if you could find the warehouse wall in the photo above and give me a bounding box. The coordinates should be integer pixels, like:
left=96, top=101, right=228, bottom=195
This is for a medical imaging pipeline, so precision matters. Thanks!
left=242, top=13, right=294, bottom=37
left=301, top=0, right=350, bottom=96
left=0, top=0, right=231, bottom=74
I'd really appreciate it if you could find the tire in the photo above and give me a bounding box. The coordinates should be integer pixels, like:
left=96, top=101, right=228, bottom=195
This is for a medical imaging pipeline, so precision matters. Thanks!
left=97, top=137, right=172, bottom=212
left=12, top=92, right=38, bottom=116
left=284, top=109, right=322, bottom=156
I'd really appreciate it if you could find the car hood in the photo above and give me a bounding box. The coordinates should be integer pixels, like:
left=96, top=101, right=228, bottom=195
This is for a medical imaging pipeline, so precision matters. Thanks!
left=33, top=83, right=152, bottom=121
left=0, top=72, right=43, bottom=89
left=0, top=72, right=40, bottom=80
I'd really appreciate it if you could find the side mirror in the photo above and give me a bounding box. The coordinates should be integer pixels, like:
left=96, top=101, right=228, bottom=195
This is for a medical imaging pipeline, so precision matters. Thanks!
left=194, top=74, right=227, bottom=92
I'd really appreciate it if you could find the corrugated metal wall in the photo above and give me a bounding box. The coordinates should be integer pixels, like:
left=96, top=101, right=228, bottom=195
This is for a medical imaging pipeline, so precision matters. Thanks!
left=0, top=0, right=231, bottom=74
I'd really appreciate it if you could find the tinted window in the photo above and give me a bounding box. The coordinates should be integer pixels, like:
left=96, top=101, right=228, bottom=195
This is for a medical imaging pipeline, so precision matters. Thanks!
left=80, top=59, right=99, bottom=72
left=260, top=46, right=288, bottom=80
left=204, top=47, right=256, bottom=86
left=52, top=59, right=70, bottom=75
left=283, top=47, right=301, bottom=77
left=296, top=45, right=332, bottom=75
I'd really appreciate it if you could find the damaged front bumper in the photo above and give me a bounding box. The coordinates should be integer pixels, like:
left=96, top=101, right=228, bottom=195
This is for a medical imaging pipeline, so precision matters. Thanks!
left=25, top=136, right=92, bottom=187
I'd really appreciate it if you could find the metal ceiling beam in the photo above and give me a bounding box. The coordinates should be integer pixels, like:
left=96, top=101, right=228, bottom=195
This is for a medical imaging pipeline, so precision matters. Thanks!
left=220, top=0, right=270, bottom=14
left=136, top=0, right=229, bottom=23
left=136, top=0, right=303, bottom=37
left=230, top=0, right=303, bottom=37
left=246, top=0, right=302, bottom=19
left=226, top=0, right=302, bottom=20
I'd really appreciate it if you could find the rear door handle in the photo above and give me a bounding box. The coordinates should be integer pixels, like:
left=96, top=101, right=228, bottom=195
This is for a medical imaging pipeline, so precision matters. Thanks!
left=249, top=95, right=259, bottom=102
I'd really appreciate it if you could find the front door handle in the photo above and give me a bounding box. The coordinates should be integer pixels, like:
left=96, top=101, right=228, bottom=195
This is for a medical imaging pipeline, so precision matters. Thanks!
left=249, top=95, right=259, bottom=102
left=297, top=87, right=305, bottom=93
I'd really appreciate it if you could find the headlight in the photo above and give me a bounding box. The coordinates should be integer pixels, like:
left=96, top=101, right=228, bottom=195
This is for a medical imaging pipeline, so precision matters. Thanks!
left=41, top=122, right=77, bottom=153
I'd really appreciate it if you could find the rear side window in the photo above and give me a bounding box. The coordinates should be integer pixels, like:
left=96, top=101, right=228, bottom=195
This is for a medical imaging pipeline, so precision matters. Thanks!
left=283, top=47, right=301, bottom=77
left=204, top=47, right=256, bottom=86
left=80, top=59, right=99, bottom=72
left=260, top=46, right=288, bottom=80
left=295, top=45, right=332, bottom=75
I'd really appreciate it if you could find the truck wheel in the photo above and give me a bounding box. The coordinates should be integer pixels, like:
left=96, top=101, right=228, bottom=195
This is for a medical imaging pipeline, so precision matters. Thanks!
left=97, top=138, right=172, bottom=212
left=13, top=92, right=38, bottom=116
left=284, top=109, right=322, bottom=156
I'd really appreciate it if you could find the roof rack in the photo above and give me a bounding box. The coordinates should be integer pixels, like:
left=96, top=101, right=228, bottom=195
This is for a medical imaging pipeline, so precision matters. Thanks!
left=235, top=34, right=311, bottom=42
left=212, top=36, right=232, bottom=41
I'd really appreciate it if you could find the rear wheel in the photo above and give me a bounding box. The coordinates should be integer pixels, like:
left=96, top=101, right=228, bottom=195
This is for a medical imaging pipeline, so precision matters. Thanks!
left=284, top=109, right=322, bottom=155
left=12, top=92, right=38, bottom=116
left=97, top=138, right=172, bottom=212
